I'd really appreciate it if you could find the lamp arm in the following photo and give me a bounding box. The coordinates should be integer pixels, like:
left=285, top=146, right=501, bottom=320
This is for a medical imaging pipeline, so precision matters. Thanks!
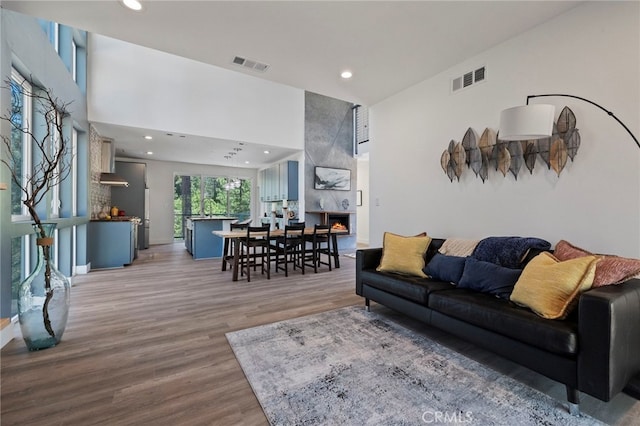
left=526, top=94, right=639, bottom=149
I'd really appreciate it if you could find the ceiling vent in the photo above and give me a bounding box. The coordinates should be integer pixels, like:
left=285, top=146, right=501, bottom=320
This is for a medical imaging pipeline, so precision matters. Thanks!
left=451, top=66, right=486, bottom=93
left=232, top=56, right=270, bottom=73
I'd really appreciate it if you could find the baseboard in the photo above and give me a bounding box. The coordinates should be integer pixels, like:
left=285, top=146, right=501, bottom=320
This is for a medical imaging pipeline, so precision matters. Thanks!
left=76, top=263, right=90, bottom=274
left=0, top=316, right=18, bottom=349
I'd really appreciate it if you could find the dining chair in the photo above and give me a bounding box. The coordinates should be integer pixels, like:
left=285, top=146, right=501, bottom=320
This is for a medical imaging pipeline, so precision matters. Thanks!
left=304, top=224, right=332, bottom=273
left=240, top=225, right=271, bottom=282
left=273, top=223, right=306, bottom=277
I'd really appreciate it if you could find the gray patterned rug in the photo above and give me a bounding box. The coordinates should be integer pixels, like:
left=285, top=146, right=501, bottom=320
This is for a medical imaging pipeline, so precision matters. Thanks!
left=226, top=306, right=603, bottom=425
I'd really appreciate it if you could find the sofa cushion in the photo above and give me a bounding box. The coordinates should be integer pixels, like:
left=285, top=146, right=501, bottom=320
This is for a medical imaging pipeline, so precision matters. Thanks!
left=361, top=270, right=452, bottom=305
left=553, top=239, right=640, bottom=287
left=428, top=289, right=579, bottom=356
left=510, top=252, right=598, bottom=319
left=423, top=253, right=466, bottom=284
left=426, top=238, right=445, bottom=263
left=457, top=257, right=522, bottom=299
left=376, top=232, right=432, bottom=278
left=472, top=236, right=551, bottom=269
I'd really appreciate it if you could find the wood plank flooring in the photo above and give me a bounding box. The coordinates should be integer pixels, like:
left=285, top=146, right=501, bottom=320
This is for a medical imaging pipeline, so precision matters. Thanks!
left=2, top=243, right=639, bottom=425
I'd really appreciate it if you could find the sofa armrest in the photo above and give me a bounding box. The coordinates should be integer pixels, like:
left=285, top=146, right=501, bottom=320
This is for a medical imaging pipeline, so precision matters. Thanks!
left=356, top=248, right=383, bottom=296
left=578, top=278, right=640, bottom=401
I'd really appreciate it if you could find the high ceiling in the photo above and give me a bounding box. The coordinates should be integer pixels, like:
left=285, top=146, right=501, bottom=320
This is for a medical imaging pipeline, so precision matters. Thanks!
left=4, top=0, right=582, bottom=167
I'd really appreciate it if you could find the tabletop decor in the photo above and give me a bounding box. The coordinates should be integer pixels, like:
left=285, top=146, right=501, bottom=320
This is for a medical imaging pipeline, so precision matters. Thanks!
left=1, top=78, right=72, bottom=350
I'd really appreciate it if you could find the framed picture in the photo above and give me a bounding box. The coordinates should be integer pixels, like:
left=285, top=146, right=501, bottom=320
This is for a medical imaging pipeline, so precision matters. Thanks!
left=314, top=167, right=351, bottom=191
left=356, top=190, right=362, bottom=206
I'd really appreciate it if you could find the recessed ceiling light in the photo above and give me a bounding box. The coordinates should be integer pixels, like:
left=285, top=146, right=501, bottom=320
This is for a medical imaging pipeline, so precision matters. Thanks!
left=144, top=135, right=152, bottom=140
left=341, top=70, right=353, bottom=79
left=245, top=161, right=250, bottom=164
left=146, top=151, right=153, bottom=155
left=122, top=0, right=142, bottom=11
left=264, top=150, right=270, bottom=154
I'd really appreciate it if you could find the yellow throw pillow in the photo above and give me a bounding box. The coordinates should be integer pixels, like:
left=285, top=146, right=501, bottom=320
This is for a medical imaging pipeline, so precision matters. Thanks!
left=377, top=232, right=432, bottom=278
left=510, top=252, right=598, bottom=319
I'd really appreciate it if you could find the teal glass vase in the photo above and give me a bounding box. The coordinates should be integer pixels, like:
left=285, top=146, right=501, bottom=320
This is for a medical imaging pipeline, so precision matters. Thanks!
left=17, top=223, right=71, bottom=351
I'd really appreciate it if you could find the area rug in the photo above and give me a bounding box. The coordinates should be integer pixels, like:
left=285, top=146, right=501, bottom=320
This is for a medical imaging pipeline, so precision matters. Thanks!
left=226, top=306, right=603, bottom=425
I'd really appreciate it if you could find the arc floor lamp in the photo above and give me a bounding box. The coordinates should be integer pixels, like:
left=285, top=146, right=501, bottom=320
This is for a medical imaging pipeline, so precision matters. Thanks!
left=499, top=94, right=640, bottom=149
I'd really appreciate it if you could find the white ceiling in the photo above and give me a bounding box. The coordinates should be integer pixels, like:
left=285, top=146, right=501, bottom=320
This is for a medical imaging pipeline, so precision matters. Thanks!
left=4, top=0, right=582, bottom=168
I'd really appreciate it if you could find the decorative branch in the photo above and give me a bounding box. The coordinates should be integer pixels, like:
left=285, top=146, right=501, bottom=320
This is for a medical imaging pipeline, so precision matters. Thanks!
left=1, top=77, right=74, bottom=338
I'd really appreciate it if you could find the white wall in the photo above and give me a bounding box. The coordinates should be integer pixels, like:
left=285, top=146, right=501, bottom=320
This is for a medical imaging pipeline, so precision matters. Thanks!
left=356, top=157, right=370, bottom=245
left=370, top=2, right=640, bottom=257
left=87, top=35, right=304, bottom=149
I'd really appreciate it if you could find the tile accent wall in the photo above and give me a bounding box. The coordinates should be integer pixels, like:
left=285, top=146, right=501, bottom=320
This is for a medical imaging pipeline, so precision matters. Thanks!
left=89, top=125, right=110, bottom=219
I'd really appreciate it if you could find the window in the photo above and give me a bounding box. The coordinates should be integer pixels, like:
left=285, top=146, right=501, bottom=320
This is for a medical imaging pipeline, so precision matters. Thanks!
left=71, top=38, right=77, bottom=82
left=52, top=22, right=59, bottom=53
left=71, top=128, right=78, bottom=216
left=353, top=105, right=369, bottom=156
left=173, top=175, right=251, bottom=239
left=49, top=110, right=62, bottom=218
left=9, top=70, right=32, bottom=220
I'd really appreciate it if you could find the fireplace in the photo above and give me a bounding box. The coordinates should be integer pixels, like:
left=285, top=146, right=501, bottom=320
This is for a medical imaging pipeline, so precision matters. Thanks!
left=306, top=210, right=354, bottom=235
left=327, top=213, right=350, bottom=234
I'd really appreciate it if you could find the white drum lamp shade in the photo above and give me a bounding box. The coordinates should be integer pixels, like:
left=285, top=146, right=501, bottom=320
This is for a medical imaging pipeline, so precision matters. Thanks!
left=499, top=104, right=556, bottom=140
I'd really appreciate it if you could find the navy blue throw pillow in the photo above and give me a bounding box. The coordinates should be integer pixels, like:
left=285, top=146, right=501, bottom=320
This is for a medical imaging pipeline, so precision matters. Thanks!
left=458, top=257, right=522, bottom=299
left=423, top=253, right=467, bottom=284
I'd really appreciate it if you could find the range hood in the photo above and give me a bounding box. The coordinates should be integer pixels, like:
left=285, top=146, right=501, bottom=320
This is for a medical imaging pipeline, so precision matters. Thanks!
left=99, top=140, right=129, bottom=187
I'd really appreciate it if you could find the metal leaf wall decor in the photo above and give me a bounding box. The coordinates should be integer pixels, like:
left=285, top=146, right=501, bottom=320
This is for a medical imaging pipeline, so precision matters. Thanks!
left=438, top=106, right=581, bottom=182
left=452, top=142, right=466, bottom=181
left=507, top=141, right=523, bottom=179
left=522, top=140, right=537, bottom=174
left=462, top=128, right=477, bottom=167
left=550, top=138, right=568, bottom=177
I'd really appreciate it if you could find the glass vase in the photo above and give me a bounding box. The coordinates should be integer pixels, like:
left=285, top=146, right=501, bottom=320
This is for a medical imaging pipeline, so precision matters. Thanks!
left=17, top=223, right=71, bottom=351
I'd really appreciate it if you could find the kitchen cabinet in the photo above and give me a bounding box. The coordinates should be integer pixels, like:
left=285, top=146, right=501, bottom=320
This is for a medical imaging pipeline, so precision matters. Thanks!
left=187, top=217, right=237, bottom=259
left=260, top=160, right=298, bottom=202
left=88, top=221, right=136, bottom=269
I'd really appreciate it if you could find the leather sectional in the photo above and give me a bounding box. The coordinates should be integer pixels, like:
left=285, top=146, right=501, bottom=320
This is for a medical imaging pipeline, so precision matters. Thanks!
left=355, top=238, right=640, bottom=414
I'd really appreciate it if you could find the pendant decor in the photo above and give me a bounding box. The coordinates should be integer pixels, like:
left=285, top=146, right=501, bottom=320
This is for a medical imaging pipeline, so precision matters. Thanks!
left=440, top=106, right=580, bottom=183
left=17, top=223, right=71, bottom=351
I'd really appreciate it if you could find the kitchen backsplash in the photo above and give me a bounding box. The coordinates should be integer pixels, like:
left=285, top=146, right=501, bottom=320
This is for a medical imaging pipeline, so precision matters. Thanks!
left=89, top=125, right=111, bottom=218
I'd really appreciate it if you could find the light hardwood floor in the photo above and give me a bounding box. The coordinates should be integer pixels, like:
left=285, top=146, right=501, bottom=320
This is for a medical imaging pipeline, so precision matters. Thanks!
left=1, top=243, right=638, bottom=425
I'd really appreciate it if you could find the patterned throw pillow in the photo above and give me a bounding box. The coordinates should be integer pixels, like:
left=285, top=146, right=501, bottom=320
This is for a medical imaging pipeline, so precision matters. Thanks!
left=554, top=240, right=640, bottom=287
left=510, top=252, right=598, bottom=319
left=438, top=238, right=480, bottom=257
left=377, top=232, right=432, bottom=278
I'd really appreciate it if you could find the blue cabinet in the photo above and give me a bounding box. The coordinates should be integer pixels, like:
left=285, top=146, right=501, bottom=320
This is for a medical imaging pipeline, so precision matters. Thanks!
left=88, top=221, right=136, bottom=269
left=189, top=217, right=236, bottom=259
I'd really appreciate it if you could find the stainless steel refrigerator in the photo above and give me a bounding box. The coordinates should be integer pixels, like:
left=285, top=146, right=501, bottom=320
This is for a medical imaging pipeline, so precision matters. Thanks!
left=112, top=161, right=148, bottom=250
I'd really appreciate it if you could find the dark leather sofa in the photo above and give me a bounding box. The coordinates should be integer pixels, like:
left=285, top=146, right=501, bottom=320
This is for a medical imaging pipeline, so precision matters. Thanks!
left=355, top=238, right=640, bottom=414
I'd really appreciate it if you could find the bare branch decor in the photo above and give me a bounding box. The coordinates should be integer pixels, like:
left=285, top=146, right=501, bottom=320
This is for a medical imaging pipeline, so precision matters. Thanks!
left=1, top=77, right=73, bottom=350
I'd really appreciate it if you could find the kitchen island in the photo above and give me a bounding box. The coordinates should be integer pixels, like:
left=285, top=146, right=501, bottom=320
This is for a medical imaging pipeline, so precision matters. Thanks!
left=186, top=216, right=237, bottom=259
left=88, top=218, right=141, bottom=269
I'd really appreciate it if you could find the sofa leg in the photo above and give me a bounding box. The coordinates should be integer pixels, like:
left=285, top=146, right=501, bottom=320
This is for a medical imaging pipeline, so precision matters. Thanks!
left=365, top=298, right=370, bottom=312
left=566, top=386, right=580, bottom=416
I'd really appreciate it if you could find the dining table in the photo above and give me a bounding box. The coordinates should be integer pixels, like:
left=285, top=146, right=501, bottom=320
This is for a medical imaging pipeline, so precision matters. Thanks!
left=212, top=227, right=347, bottom=281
